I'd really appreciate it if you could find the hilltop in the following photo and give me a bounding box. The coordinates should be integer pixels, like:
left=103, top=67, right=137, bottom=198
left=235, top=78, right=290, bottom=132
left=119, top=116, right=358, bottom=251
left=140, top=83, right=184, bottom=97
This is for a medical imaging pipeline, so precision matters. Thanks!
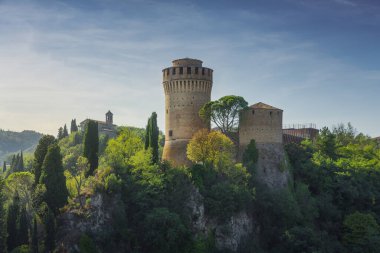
left=0, top=129, right=43, bottom=163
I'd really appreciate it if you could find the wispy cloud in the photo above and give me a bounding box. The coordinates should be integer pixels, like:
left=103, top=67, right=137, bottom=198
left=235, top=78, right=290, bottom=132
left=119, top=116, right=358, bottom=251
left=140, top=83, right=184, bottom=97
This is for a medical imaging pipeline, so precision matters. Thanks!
left=332, top=0, right=357, bottom=6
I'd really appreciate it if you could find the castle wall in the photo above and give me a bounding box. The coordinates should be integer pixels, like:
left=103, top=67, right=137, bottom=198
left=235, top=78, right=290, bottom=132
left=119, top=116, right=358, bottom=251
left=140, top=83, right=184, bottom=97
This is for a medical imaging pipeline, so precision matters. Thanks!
left=162, top=58, right=213, bottom=166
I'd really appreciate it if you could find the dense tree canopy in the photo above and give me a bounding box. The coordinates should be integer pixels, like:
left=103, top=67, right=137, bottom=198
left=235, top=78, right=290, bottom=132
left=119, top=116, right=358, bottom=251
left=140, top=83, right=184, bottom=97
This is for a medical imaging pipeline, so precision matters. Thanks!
left=199, top=95, right=248, bottom=140
left=2, top=121, right=380, bottom=253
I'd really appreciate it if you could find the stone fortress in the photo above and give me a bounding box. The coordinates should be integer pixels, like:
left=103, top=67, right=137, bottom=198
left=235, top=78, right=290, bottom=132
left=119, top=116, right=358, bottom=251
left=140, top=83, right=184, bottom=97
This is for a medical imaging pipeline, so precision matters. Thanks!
left=162, top=58, right=299, bottom=171
left=162, top=58, right=312, bottom=188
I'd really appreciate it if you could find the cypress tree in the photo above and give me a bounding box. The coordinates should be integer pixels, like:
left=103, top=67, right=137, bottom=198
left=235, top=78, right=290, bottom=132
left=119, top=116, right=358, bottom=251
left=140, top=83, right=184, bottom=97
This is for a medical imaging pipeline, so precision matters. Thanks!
left=11, top=154, right=16, bottom=171
left=0, top=178, right=7, bottom=253
left=18, top=151, right=24, bottom=172
left=63, top=124, right=69, bottom=138
left=145, top=112, right=159, bottom=164
left=40, top=144, right=68, bottom=214
left=83, top=120, right=99, bottom=177
left=18, top=206, right=29, bottom=246
left=70, top=119, right=78, bottom=133
left=2, top=161, right=6, bottom=173
left=13, top=153, right=20, bottom=172
left=7, top=192, right=20, bottom=252
left=57, top=127, right=63, bottom=140
left=145, top=117, right=151, bottom=150
left=31, top=217, right=38, bottom=253
left=33, top=135, right=56, bottom=186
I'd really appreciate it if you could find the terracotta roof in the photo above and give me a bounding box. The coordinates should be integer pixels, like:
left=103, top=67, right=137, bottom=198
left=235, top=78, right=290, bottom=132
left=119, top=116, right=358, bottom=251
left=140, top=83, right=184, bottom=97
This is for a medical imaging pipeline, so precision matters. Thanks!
left=249, top=102, right=282, bottom=111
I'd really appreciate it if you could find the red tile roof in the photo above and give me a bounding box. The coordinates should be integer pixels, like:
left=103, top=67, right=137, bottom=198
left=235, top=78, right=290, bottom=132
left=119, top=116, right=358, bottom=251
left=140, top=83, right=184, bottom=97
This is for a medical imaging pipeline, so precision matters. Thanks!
left=249, top=102, right=282, bottom=111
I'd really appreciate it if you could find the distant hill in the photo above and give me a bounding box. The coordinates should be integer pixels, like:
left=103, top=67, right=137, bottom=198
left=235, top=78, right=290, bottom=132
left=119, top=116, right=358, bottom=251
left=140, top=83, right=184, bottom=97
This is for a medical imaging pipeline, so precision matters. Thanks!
left=0, top=129, right=43, bottom=163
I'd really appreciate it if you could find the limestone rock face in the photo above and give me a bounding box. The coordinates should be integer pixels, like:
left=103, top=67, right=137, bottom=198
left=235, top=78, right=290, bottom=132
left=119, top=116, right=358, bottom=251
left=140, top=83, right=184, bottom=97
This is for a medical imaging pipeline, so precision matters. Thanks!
left=187, top=186, right=254, bottom=252
left=56, top=193, right=122, bottom=252
left=57, top=186, right=255, bottom=253
left=256, top=143, right=290, bottom=189
left=214, top=212, right=253, bottom=252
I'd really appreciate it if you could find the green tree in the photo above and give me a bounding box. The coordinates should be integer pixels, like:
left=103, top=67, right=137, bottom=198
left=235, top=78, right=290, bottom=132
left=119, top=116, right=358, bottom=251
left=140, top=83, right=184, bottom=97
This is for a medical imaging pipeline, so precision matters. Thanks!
left=79, top=234, right=98, bottom=253
left=83, top=120, right=99, bottom=177
left=5, top=172, right=34, bottom=210
left=343, top=212, right=380, bottom=252
left=11, top=155, right=16, bottom=171
left=104, top=128, right=144, bottom=171
left=142, top=208, right=189, bottom=253
left=199, top=95, right=248, bottom=141
left=145, top=112, right=159, bottom=164
left=7, top=192, right=20, bottom=252
left=316, top=127, right=337, bottom=159
left=242, top=139, right=259, bottom=173
left=40, top=144, right=68, bottom=214
left=0, top=178, right=7, bottom=253
left=19, top=151, right=24, bottom=171
left=33, top=135, right=56, bottom=186
left=57, top=127, right=63, bottom=140
left=67, top=156, right=88, bottom=206
left=70, top=119, right=78, bottom=133
left=31, top=217, right=38, bottom=253
left=13, top=153, right=20, bottom=172
left=62, top=124, right=69, bottom=138
left=98, top=134, right=109, bottom=156
left=18, top=206, right=29, bottom=246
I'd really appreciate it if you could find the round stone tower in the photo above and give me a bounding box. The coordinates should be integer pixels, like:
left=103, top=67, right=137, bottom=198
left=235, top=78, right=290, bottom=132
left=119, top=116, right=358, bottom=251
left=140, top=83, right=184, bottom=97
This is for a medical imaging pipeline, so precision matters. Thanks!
left=162, top=58, right=213, bottom=166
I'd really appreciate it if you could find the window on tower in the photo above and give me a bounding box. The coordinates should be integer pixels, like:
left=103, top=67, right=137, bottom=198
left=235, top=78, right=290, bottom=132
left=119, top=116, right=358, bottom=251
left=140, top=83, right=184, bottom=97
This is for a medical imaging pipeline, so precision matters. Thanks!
left=169, top=130, right=173, bottom=137
left=179, top=67, right=183, bottom=74
left=187, top=67, right=191, bottom=74
left=202, top=68, right=205, bottom=75
left=172, top=68, right=176, bottom=75
left=195, top=67, right=198, bottom=74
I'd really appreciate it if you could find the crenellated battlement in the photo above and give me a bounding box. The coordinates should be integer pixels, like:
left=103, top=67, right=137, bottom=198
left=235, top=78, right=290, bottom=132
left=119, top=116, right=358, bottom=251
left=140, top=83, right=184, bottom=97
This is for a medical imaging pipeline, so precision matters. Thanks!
left=172, top=58, right=202, bottom=67
left=162, top=67, right=213, bottom=82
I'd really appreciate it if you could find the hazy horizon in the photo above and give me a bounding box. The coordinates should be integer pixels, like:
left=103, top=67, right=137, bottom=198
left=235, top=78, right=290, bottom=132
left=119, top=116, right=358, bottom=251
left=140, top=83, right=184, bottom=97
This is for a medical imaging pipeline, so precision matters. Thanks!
left=1, top=0, right=379, bottom=137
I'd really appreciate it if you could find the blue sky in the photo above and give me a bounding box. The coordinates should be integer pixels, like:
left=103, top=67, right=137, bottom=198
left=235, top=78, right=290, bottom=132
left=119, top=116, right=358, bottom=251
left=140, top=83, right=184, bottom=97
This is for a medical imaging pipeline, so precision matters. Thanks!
left=0, top=0, right=379, bottom=136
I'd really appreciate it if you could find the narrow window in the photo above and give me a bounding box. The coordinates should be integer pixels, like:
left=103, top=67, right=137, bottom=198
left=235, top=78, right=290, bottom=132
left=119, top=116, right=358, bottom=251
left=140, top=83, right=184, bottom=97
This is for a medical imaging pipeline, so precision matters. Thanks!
left=270, top=111, right=273, bottom=116
left=172, top=68, right=176, bottom=75
left=195, top=67, right=198, bottom=74
left=166, top=69, right=170, bottom=76
left=187, top=67, right=191, bottom=74
left=202, top=68, right=205, bottom=75
left=169, top=130, right=173, bottom=137
left=179, top=67, right=183, bottom=74
left=252, top=110, right=255, bottom=115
